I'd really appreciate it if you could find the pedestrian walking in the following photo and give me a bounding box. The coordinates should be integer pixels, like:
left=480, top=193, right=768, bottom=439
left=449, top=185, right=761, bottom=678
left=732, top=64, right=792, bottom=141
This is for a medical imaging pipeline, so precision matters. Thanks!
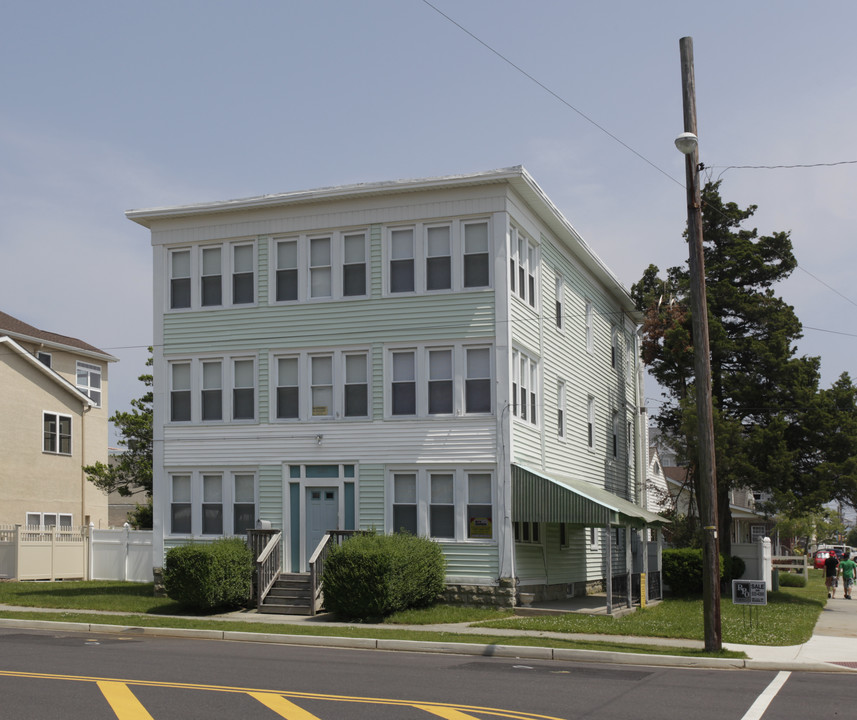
left=824, top=550, right=839, bottom=599
left=839, top=552, right=856, bottom=600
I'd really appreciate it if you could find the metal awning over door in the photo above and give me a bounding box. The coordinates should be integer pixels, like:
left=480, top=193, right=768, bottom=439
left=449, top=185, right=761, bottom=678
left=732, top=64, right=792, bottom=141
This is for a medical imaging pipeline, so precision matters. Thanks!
left=511, top=464, right=666, bottom=528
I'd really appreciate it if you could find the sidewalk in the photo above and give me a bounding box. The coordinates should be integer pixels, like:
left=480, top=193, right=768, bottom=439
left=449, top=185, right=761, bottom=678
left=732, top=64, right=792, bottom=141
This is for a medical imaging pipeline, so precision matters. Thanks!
left=1, top=594, right=855, bottom=673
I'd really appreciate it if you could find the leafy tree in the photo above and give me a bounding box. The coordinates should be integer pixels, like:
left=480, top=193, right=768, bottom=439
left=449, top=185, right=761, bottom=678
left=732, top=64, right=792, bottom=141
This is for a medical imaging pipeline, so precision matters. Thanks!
left=774, top=508, right=846, bottom=554
left=632, top=182, right=829, bottom=556
left=84, top=352, right=152, bottom=527
left=846, top=527, right=857, bottom=548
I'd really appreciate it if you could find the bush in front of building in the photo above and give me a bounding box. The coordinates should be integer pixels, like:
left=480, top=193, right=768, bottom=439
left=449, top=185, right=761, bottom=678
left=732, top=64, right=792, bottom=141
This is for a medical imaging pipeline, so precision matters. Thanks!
left=163, top=537, right=254, bottom=611
left=777, top=571, right=807, bottom=588
left=322, top=532, right=446, bottom=620
left=662, top=547, right=725, bottom=596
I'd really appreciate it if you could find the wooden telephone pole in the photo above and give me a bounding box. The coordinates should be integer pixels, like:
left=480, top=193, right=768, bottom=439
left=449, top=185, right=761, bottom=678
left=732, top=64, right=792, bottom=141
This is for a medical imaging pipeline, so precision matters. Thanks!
left=678, top=36, right=722, bottom=652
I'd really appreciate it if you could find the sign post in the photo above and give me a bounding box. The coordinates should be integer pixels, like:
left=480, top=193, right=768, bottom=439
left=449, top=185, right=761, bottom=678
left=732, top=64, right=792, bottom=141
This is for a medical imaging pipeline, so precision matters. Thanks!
left=732, top=579, right=767, bottom=627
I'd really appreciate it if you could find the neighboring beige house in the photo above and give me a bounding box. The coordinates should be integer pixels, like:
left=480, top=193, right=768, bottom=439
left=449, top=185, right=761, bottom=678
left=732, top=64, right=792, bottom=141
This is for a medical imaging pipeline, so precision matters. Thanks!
left=0, top=311, right=117, bottom=529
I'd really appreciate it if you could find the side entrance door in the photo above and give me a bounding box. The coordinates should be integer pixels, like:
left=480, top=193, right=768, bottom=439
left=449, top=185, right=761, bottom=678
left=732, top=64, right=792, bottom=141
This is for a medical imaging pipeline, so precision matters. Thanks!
left=305, top=487, right=338, bottom=569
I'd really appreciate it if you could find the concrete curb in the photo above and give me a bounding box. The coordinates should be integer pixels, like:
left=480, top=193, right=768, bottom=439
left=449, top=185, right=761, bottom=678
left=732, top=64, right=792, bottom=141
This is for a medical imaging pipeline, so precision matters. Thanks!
left=1, top=617, right=854, bottom=673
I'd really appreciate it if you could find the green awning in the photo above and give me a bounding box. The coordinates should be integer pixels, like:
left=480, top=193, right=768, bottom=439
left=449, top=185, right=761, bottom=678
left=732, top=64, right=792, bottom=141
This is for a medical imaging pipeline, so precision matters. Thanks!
left=512, top=464, right=667, bottom=527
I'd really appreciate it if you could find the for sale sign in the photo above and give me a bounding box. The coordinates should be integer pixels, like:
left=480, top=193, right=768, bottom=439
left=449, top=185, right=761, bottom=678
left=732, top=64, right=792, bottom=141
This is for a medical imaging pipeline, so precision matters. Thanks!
left=732, top=579, right=767, bottom=605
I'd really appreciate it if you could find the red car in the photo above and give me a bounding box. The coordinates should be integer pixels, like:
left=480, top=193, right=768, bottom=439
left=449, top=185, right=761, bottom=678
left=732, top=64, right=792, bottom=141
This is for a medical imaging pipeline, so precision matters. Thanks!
left=814, top=550, right=834, bottom=569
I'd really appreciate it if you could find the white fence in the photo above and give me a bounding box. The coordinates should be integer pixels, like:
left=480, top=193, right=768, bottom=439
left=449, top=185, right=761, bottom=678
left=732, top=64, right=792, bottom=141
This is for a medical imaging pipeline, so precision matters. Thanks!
left=0, top=524, right=152, bottom=583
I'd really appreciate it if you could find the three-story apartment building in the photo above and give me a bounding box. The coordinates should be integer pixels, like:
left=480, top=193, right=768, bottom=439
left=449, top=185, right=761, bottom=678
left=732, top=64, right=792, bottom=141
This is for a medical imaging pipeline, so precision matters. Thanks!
left=130, top=167, right=663, bottom=609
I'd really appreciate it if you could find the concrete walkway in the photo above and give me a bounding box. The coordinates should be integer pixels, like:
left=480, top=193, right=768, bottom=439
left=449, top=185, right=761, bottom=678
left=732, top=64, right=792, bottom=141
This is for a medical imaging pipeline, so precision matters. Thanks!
left=1, top=592, right=855, bottom=672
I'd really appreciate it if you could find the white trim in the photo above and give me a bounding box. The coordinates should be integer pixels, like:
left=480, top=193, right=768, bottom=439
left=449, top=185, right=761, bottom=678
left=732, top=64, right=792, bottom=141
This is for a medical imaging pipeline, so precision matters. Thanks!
left=0, top=336, right=95, bottom=407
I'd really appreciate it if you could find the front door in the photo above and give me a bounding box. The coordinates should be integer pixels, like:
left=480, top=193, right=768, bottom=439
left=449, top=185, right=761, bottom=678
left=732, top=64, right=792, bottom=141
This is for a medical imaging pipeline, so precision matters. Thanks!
left=305, top=487, right=338, bottom=567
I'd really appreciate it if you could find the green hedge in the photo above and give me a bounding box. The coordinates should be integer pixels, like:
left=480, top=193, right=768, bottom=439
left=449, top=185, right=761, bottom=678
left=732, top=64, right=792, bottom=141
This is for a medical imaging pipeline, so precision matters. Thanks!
left=322, top=533, right=446, bottom=620
left=662, top=548, right=726, bottom=596
left=163, top=538, right=254, bottom=612
left=777, top=571, right=807, bottom=587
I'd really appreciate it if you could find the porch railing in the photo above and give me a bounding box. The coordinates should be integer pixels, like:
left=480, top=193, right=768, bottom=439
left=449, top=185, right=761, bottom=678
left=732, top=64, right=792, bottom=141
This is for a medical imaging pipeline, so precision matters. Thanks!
left=308, top=530, right=366, bottom=616
left=247, top=529, right=281, bottom=610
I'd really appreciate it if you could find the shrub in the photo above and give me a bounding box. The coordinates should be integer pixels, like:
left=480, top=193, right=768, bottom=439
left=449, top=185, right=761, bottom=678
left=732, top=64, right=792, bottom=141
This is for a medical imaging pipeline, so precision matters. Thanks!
left=730, top=555, right=746, bottom=580
left=778, top=571, right=807, bottom=588
left=322, top=533, right=446, bottom=620
left=662, top=547, right=725, bottom=596
left=163, top=538, right=254, bottom=612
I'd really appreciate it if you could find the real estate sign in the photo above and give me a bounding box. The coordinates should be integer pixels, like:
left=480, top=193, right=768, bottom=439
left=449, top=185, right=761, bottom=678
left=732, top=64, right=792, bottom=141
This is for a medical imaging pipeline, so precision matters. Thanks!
left=732, top=579, right=767, bottom=605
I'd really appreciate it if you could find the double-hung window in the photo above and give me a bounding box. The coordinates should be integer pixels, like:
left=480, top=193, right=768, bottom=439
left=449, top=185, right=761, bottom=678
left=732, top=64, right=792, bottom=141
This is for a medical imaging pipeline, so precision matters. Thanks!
left=232, top=244, right=254, bottom=304
left=391, top=351, right=417, bottom=415
left=390, top=229, right=415, bottom=293
left=170, top=362, right=191, bottom=422
left=311, top=355, right=333, bottom=417
left=465, top=348, right=491, bottom=413
left=512, top=349, right=537, bottom=425
left=510, top=226, right=537, bottom=307
left=428, top=349, right=453, bottom=415
left=201, top=361, right=223, bottom=421
left=202, top=474, right=223, bottom=534
left=43, top=412, right=71, bottom=454
left=171, top=474, right=192, bottom=534
left=392, top=473, right=418, bottom=535
left=463, top=221, right=490, bottom=288
left=274, top=231, right=367, bottom=302
left=343, top=233, right=366, bottom=296
left=587, top=396, right=595, bottom=449
left=76, top=361, right=102, bottom=406
left=276, top=357, right=299, bottom=419
left=233, top=474, right=256, bottom=534
left=201, top=246, right=222, bottom=307
left=612, top=411, right=619, bottom=459
left=429, top=473, right=455, bottom=538
left=585, top=301, right=594, bottom=354
left=310, top=237, right=332, bottom=298
left=555, top=275, right=564, bottom=330
left=170, top=249, right=191, bottom=309
left=344, top=354, right=368, bottom=417
left=232, top=359, right=255, bottom=421
left=557, top=381, right=566, bottom=439
left=169, top=471, right=256, bottom=536
left=467, top=473, right=493, bottom=539
left=275, top=239, right=298, bottom=301
left=426, top=226, right=452, bottom=291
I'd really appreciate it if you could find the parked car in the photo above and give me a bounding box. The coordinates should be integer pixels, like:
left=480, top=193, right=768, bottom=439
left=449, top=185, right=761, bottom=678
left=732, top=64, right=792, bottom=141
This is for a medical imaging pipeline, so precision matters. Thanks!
left=814, top=550, right=834, bottom=569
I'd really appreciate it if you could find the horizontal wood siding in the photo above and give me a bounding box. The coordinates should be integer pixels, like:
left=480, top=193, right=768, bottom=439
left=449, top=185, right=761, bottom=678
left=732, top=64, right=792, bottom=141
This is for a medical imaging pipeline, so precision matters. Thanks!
left=442, top=542, right=499, bottom=580
left=544, top=524, right=587, bottom=585
left=358, top=463, right=385, bottom=531
left=515, top=543, right=546, bottom=582
left=258, top=464, right=283, bottom=530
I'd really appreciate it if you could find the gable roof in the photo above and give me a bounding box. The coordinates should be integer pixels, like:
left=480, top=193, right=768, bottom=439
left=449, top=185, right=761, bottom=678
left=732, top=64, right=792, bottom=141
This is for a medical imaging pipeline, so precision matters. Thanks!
left=0, top=310, right=116, bottom=362
left=0, top=335, right=96, bottom=407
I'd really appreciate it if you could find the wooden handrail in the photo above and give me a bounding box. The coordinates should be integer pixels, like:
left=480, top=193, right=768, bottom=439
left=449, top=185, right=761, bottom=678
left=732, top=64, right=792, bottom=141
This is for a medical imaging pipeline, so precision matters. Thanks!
left=248, top=530, right=282, bottom=610
left=308, top=530, right=367, bottom=616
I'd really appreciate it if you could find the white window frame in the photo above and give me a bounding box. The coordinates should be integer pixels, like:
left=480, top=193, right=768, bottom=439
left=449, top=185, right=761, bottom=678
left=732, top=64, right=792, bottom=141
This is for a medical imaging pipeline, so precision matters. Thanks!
left=513, top=520, right=542, bottom=545
left=611, top=410, right=619, bottom=459
left=585, top=300, right=594, bottom=354
left=166, top=469, right=257, bottom=537
left=169, top=361, right=192, bottom=423
left=36, top=351, right=52, bottom=368
left=166, top=240, right=257, bottom=312
left=43, top=412, right=72, bottom=455
left=76, top=361, right=102, bottom=407
left=554, top=274, right=564, bottom=331
left=231, top=357, right=256, bottom=422
left=511, top=348, right=538, bottom=426
left=25, top=512, right=73, bottom=529
left=509, top=224, right=538, bottom=309
left=589, top=526, right=599, bottom=551
left=200, top=245, right=223, bottom=308
left=169, top=248, right=192, bottom=310
left=626, top=333, right=636, bottom=385
left=386, top=467, right=494, bottom=542
left=271, top=230, right=368, bottom=304
left=611, top=327, right=619, bottom=370
left=386, top=343, right=494, bottom=419
left=385, top=219, right=492, bottom=296
left=557, top=380, right=566, bottom=440
left=270, top=349, right=370, bottom=422
left=587, top=395, right=595, bottom=450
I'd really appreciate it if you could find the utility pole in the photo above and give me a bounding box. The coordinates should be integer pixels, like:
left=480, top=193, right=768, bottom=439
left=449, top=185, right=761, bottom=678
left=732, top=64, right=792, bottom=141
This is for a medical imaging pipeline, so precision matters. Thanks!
left=677, top=36, right=722, bottom=652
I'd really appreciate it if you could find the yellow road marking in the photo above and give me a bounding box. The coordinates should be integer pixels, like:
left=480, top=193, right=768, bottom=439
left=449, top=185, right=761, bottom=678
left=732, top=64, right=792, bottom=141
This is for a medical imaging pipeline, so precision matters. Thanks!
left=0, top=670, right=565, bottom=720
left=415, top=704, right=485, bottom=719
left=250, top=692, right=324, bottom=719
left=97, top=681, right=155, bottom=720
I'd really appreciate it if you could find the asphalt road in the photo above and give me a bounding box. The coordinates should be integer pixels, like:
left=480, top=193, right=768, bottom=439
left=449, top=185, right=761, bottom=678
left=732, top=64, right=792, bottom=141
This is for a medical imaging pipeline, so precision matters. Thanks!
left=0, top=628, right=854, bottom=719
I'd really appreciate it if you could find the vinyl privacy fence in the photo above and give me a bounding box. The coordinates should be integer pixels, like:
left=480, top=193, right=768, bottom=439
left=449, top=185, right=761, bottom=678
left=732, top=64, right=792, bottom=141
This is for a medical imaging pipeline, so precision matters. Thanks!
left=0, top=524, right=152, bottom=582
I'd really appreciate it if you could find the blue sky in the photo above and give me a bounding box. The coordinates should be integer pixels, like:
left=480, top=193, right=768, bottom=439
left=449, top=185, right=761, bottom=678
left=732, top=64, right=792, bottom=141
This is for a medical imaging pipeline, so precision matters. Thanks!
left=2, top=1, right=856, bottom=458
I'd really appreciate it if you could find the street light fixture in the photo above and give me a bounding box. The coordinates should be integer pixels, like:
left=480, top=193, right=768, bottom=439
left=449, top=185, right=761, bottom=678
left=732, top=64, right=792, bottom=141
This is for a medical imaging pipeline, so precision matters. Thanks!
left=674, top=131, right=698, bottom=155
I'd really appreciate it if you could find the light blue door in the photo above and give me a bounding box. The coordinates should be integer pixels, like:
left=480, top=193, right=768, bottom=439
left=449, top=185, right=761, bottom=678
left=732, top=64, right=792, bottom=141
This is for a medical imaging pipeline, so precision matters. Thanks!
left=305, top=487, right=338, bottom=568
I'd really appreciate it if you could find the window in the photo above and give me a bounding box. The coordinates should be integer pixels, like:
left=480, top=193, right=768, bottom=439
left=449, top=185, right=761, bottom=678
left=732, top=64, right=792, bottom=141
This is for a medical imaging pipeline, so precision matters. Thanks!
left=202, top=474, right=223, bottom=534
left=170, top=362, right=191, bottom=422
left=585, top=301, right=593, bottom=353
left=589, top=527, right=599, bottom=550
left=463, top=221, right=489, bottom=288
left=311, top=355, right=333, bottom=417
left=587, top=396, right=595, bottom=449
left=201, top=361, right=223, bottom=421
left=560, top=523, right=569, bottom=548
left=626, top=334, right=635, bottom=384
left=388, top=468, right=493, bottom=541
left=233, top=474, right=256, bottom=534
left=310, top=237, right=332, bottom=298
left=612, top=411, right=619, bottom=458
left=171, top=475, right=192, bottom=534
left=389, top=344, right=493, bottom=418
left=428, top=349, right=453, bottom=415
left=390, top=228, right=415, bottom=293
left=426, top=225, right=451, bottom=291
left=344, top=354, right=368, bottom=417
left=275, top=239, right=298, bottom=301
left=510, top=225, right=537, bottom=307
left=36, top=351, right=51, bottom=368
left=514, top=521, right=540, bottom=544
left=43, top=412, right=71, bottom=454
left=557, top=381, right=566, bottom=438
left=430, top=473, right=455, bottom=538
left=232, top=359, right=255, bottom=420
left=391, top=351, right=416, bottom=415
left=201, top=246, right=222, bottom=307
left=627, top=420, right=634, bottom=467
left=276, top=357, right=299, bottom=419
left=555, top=275, right=563, bottom=330
left=232, top=244, right=254, bottom=304
left=76, top=362, right=102, bottom=406
left=26, top=512, right=72, bottom=529
left=393, top=473, right=417, bottom=534
left=512, top=349, right=537, bottom=425
left=170, top=249, right=191, bottom=309
left=467, top=473, right=493, bottom=539
left=611, top=328, right=618, bottom=369
left=343, top=233, right=366, bottom=296
left=465, top=347, right=491, bottom=413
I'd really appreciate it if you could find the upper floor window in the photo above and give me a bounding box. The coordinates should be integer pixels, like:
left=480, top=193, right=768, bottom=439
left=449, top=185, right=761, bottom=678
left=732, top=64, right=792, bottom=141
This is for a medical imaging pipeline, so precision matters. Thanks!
left=43, top=412, right=71, bottom=454
left=511, top=348, right=538, bottom=425
left=611, top=327, right=619, bottom=370
left=587, top=395, right=595, bottom=449
left=509, top=225, right=537, bottom=308
left=555, top=275, right=564, bottom=330
left=170, top=362, right=191, bottom=422
left=612, top=411, right=619, bottom=458
left=36, top=351, right=51, bottom=368
left=585, top=301, right=594, bottom=354
left=168, top=356, right=256, bottom=424
left=232, top=359, right=255, bottom=421
left=557, top=380, right=566, bottom=439
left=273, top=350, right=369, bottom=421
left=388, top=219, right=491, bottom=295
left=389, top=344, right=493, bottom=418
left=168, top=241, right=256, bottom=311
left=626, top=334, right=636, bottom=384
left=201, top=360, right=223, bottom=421
left=76, top=362, right=102, bottom=406
left=274, top=231, right=367, bottom=303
